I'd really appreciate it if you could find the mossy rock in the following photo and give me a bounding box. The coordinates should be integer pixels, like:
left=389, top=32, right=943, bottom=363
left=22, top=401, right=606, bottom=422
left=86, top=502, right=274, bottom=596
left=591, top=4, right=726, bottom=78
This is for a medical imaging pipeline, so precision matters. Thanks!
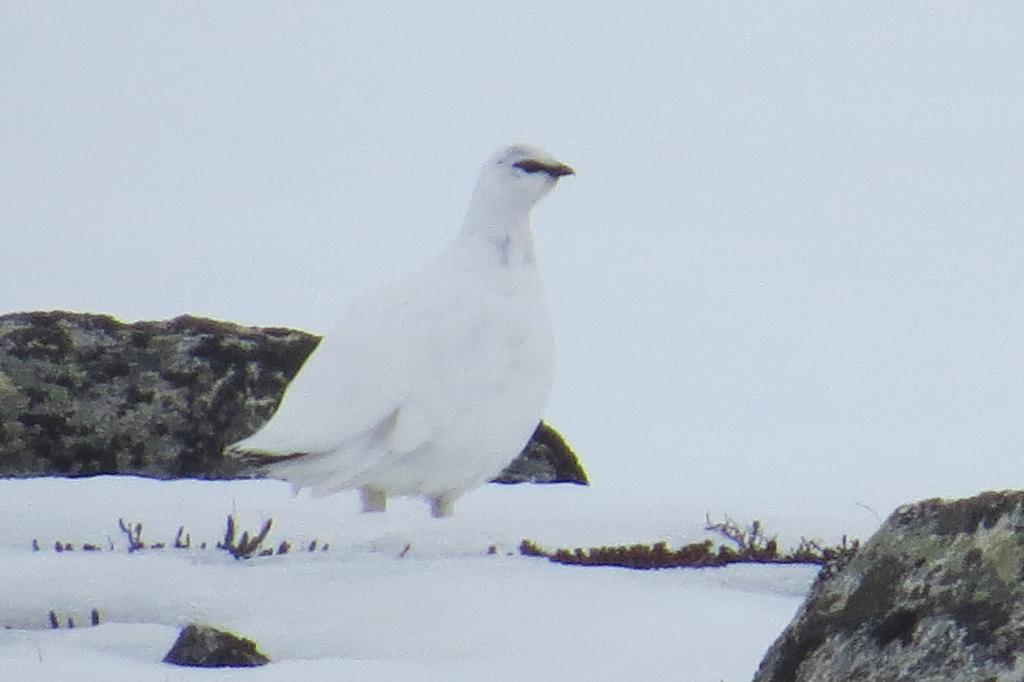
left=754, top=490, right=1024, bottom=682
left=164, top=623, right=269, bottom=667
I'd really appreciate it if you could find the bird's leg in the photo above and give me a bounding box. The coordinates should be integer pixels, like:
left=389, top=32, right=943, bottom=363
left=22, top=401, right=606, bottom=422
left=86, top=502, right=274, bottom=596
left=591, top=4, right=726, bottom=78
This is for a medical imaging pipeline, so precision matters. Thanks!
left=360, top=487, right=387, bottom=513
left=429, top=494, right=455, bottom=518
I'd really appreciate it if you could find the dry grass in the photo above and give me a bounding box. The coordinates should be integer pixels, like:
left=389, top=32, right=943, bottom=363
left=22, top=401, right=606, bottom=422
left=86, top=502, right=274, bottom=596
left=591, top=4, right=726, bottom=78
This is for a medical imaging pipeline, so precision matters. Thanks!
left=521, top=515, right=860, bottom=572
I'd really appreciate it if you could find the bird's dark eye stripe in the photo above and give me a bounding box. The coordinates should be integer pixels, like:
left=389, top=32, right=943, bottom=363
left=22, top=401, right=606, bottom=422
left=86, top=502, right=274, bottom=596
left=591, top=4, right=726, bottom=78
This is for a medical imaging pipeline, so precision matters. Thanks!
left=512, top=158, right=575, bottom=177
left=513, top=160, right=549, bottom=174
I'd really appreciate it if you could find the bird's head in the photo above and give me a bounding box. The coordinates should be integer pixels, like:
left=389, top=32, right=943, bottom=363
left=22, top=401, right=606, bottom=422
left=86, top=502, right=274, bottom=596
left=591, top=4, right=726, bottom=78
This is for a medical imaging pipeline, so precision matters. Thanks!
left=472, top=145, right=574, bottom=214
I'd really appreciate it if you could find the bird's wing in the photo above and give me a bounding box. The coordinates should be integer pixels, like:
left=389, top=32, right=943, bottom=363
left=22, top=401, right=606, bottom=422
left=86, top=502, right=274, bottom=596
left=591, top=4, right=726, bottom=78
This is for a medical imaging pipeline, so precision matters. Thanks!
left=230, top=255, right=469, bottom=459
left=230, top=297, right=422, bottom=457
left=232, top=241, right=553, bottom=483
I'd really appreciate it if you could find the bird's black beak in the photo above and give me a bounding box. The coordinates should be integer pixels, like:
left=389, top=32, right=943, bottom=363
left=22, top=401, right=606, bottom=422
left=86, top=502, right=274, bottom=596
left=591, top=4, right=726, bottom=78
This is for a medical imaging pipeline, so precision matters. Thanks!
left=514, top=159, right=576, bottom=178
left=545, top=162, right=575, bottom=178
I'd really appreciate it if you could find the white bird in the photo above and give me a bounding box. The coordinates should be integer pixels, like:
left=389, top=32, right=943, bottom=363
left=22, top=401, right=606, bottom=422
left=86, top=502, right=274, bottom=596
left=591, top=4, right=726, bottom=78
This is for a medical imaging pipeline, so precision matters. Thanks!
left=229, top=145, right=574, bottom=517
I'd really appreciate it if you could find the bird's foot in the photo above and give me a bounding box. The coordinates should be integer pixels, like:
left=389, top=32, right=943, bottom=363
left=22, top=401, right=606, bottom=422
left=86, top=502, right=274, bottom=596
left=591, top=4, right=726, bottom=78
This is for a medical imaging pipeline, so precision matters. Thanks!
left=360, top=487, right=387, bottom=513
left=429, top=495, right=455, bottom=518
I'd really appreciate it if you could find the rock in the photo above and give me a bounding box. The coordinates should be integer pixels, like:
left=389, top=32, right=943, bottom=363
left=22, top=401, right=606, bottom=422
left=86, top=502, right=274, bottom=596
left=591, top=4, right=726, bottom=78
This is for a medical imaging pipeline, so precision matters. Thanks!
left=163, top=623, right=269, bottom=667
left=753, top=490, right=1024, bottom=682
left=491, top=421, right=588, bottom=485
left=0, top=311, right=587, bottom=484
left=0, top=311, right=315, bottom=478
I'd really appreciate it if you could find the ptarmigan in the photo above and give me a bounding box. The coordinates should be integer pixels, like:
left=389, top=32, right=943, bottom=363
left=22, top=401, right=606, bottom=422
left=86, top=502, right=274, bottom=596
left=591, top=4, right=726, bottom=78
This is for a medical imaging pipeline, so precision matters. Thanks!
left=228, top=145, right=573, bottom=517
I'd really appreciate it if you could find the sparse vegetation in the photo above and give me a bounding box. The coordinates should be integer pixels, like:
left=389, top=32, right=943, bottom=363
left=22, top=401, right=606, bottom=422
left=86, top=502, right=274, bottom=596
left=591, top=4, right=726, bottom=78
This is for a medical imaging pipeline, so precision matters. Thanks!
left=217, top=516, right=274, bottom=560
left=46, top=608, right=99, bottom=629
left=37, top=515, right=330, bottom=561
left=36, top=513, right=857, bottom=576
left=174, top=526, right=190, bottom=549
left=520, top=515, right=860, bottom=572
left=118, top=518, right=145, bottom=552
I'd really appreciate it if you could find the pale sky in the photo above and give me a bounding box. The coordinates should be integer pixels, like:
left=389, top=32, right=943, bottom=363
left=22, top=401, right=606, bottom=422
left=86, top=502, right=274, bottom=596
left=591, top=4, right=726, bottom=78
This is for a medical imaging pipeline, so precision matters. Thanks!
left=3, top=4, right=1023, bottom=528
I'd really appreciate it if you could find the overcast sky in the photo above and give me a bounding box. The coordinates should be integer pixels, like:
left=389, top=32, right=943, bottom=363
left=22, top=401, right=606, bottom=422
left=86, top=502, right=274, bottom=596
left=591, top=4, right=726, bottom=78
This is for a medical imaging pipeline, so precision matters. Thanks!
left=3, top=4, right=1022, bottom=528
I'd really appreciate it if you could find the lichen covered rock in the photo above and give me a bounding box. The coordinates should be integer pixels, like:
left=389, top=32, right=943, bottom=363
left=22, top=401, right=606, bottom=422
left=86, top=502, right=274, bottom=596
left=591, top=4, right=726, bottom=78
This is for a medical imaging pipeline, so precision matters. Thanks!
left=491, top=421, right=588, bottom=485
left=163, top=623, right=269, bottom=667
left=754, top=490, right=1024, bottom=682
left=0, top=311, right=314, bottom=478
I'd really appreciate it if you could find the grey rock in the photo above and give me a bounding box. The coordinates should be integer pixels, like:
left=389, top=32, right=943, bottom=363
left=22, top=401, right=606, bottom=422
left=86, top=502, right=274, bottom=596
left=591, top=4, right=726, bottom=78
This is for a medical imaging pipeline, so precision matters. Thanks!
left=491, top=421, right=588, bottom=485
left=0, top=311, right=587, bottom=484
left=163, top=623, right=269, bottom=667
left=0, top=311, right=316, bottom=478
left=753, top=491, right=1024, bottom=682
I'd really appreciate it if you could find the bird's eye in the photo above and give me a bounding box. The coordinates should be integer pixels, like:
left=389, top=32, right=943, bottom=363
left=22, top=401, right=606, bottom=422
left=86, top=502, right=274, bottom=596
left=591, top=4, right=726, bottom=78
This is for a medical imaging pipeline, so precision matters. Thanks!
left=512, top=160, right=547, bottom=174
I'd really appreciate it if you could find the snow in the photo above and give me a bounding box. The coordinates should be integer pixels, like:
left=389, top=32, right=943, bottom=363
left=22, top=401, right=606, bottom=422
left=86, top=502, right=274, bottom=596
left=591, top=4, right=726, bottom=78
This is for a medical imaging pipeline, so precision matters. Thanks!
left=0, top=476, right=819, bottom=680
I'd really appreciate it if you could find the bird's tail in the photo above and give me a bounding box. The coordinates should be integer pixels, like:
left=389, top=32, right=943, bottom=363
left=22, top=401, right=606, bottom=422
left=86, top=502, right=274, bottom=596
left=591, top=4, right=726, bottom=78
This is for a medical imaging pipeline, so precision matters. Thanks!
left=223, top=445, right=310, bottom=467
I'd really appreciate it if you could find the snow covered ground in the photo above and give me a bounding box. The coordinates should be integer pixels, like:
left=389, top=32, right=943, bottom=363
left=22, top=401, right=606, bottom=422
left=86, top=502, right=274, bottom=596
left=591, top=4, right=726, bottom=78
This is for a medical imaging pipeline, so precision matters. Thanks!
left=1, top=476, right=822, bottom=681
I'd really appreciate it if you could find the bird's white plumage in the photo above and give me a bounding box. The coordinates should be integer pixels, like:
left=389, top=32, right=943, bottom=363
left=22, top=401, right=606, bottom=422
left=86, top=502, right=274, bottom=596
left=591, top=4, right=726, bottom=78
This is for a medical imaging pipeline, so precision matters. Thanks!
left=228, top=145, right=573, bottom=516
